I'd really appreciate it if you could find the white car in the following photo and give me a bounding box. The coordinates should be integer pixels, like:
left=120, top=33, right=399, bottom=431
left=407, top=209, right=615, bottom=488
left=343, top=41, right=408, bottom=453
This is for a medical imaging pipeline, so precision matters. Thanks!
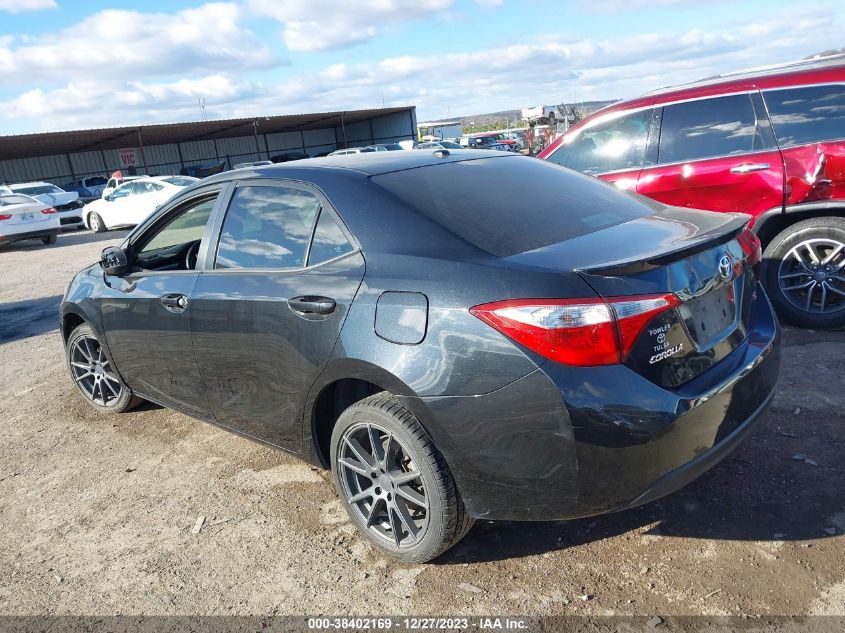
left=83, top=176, right=199, bottom=232
left=101, top=175, right=144, bottom=200
left=9, top=181, right=85, bottom=229
left=0, top=192, right=60, bottom=245
left=328, top=147, right=378, bottom=156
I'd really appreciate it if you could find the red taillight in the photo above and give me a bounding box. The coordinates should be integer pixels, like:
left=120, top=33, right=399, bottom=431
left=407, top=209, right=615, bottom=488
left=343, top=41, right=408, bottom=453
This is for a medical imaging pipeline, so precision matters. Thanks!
left=470, top=294, right=680, bottom=367
left=737, top=228, right=762, bottom=268
left=0, top=214, right=11, bottom=221
left=41, top=207, right=57, bottom=214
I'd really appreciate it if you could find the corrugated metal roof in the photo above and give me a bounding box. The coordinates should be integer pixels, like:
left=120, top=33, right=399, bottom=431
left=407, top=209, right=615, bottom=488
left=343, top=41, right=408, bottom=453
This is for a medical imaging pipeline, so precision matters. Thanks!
left=0, top=107, right=414, bottom=161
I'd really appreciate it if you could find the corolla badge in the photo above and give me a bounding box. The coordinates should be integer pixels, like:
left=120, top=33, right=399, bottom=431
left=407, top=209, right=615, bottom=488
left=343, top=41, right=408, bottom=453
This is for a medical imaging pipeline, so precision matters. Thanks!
left=718, top=254, right=733, bottom=281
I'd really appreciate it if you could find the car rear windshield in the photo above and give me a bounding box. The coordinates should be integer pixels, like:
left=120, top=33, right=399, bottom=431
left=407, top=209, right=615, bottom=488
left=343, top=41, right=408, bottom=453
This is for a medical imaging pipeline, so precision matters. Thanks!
left=371, top=156, right=654, bottom=257
left=0, top=195, right=35, bottom=205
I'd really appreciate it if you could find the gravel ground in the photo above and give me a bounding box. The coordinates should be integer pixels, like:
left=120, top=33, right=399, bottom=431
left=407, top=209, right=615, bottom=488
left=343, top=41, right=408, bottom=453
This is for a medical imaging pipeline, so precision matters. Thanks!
left=0, top=230, right=843, bottom=619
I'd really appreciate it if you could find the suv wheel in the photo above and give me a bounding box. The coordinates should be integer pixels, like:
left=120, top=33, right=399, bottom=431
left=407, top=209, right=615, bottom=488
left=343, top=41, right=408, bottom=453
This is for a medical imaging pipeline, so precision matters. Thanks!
left=66, top=323, right=141, bottom=413
left=330, top=393, right=474, bottom=562
left=763, top=217, right=845, bottom=328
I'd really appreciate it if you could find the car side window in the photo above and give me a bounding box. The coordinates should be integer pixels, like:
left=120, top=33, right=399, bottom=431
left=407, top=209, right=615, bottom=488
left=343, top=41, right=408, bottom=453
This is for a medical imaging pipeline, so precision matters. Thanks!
left=110, top=185, right=132, bottom=199
left=308, top=209, right=354, bottom=265
left=763, top=84, right=845, bottom=148
left=658, top=94, right=773, bottom=164
left=546, top=108, right=651, bottom=174
left=215, top=185, right=321, bottom=270
left=138, top=196, right=217, bottom=259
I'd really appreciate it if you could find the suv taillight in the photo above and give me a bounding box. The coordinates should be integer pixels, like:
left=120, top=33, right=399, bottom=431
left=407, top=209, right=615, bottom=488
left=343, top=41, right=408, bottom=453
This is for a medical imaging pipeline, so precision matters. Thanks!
left=470, top=295, right=680, bottom=367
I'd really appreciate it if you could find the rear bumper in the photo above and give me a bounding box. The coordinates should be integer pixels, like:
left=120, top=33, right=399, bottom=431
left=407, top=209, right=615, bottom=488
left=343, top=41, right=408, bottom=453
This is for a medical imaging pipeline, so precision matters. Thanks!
left=0, top=227, right=58, bottom=243
left=407, top=283, right=780, bottom=521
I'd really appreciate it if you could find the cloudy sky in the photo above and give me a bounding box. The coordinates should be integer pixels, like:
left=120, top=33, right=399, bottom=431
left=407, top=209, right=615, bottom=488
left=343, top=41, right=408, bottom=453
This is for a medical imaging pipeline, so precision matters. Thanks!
left=0, top=0, right=842, bottom=134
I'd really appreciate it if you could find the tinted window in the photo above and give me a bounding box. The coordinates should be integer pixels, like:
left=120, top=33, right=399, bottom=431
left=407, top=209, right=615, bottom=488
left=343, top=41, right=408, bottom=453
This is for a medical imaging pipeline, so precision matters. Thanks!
left=0, top=195, right=35, bottom=206
left=308, top=210, right=354, bottom=265
left=546, top=108, right=651, bottom=174
left=658, top=94, right=770, bottom=163
left=140, top=196, right=216, bottom=254
left=216, top=186, right=321, bottom=269
left=764, top=84, right=845, bottom=147
left=110, top=185, right=132, bottom=199
left=372, top=156, right=654, bottom=258
left=13, top=185, right=63, bottom=195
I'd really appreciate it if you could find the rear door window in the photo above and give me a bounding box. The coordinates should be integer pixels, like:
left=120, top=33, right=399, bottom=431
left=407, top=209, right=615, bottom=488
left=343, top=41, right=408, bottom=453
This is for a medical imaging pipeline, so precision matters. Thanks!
left=763, top=84, right=845, bottom=147
left=215, top=185, right=321, bottom=270
left=307, top=209, right=354, bottom=265
left=657, top=93, right=772, bottom=164
left=546, top=108, right=652, bottom=174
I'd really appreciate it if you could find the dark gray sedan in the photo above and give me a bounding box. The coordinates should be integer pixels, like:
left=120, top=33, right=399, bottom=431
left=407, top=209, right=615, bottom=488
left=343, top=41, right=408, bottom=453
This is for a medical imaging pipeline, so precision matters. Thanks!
left=61, top=150, right=779, bottom=562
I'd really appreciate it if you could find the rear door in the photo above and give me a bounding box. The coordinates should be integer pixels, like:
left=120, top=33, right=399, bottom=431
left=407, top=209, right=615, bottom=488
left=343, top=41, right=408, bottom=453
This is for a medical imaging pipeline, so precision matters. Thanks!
left=543, top=106, right=655, bottom=191
left=636, top=92, right=785, bottom=221
left=190, top=180, right=365, bottom=451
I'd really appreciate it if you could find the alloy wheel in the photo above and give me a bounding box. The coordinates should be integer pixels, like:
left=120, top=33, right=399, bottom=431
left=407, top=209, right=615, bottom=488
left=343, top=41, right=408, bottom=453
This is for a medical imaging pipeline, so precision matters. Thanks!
left=69, top=335, right=123, bottom=406
left=777, top=238, right=845, bottom=314
left=337, top=422, right=430, bottom=548
left=89, top=214, right=100, bottom=231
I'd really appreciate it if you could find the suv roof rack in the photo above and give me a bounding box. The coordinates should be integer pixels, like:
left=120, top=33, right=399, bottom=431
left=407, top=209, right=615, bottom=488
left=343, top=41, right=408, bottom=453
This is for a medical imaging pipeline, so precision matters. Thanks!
left=645, top=52, right=845, bottom=96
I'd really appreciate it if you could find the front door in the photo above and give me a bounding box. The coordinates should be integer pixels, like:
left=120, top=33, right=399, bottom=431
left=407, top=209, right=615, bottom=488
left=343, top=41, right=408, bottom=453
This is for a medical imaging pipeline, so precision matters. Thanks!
left=636, top=92, right=785, bottom=221
left=100, top=191, right=221, bottom=417
left=190, top=181, right=365, bottom=451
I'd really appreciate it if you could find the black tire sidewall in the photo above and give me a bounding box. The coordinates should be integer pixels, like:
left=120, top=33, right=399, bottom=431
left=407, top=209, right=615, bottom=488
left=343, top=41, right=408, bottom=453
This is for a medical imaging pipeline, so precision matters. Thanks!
left=763, top=217, right=845, bottom=329
left=330, top=401, right=449, bottom=562
left=66, top=323, right=136, bottom=413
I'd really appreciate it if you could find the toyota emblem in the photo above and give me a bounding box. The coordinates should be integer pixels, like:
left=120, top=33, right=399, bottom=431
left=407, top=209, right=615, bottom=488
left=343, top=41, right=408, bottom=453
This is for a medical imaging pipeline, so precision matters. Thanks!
left=718, top=254, right=733, bottom=281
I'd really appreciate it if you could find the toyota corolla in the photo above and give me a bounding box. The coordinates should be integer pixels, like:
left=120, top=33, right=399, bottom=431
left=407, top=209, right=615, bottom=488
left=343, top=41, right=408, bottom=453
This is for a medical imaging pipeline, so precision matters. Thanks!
left=61, top=150, right=780, bottom=562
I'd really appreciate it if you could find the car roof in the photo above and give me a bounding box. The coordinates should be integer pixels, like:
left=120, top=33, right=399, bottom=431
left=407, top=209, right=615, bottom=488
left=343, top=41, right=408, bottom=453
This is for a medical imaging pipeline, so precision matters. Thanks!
left=9, top=181, right=55, bottom=188
left=202, top=149, right=514, bottom=184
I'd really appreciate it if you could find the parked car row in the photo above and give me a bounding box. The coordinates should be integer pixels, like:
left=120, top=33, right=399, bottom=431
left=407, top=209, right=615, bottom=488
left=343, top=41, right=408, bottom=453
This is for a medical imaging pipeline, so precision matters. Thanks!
left=0, top=190, right=60, bottom=245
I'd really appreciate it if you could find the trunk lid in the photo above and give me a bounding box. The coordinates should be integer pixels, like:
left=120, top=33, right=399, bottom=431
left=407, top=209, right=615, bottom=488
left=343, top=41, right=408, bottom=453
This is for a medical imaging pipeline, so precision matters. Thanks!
left=510, top=207, right=758, bottom=388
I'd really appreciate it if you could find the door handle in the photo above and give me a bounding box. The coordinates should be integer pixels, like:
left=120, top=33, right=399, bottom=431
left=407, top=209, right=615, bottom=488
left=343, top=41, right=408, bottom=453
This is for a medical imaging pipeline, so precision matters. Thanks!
left=160, top=294, right=189, bottom=313
left=730, top=163, right=770, bottom=174
left=288, top=296, right=336, bottom=316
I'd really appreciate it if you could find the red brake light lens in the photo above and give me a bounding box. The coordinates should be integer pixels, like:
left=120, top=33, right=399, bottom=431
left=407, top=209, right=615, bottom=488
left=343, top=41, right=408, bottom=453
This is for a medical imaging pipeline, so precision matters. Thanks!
left=470, top=294, right=680, bottom=367
left=0, top=213, right=11, bottom=221
left=737, top=228, right=762, bottom=268
left=41, top=207, right=58, bottom=214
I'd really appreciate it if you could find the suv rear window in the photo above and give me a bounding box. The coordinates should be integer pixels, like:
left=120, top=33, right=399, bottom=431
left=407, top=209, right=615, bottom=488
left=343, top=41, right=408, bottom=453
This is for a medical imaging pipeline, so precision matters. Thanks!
left=372, top=156, right=654, bottom=258
left=763, top=84, right=845, bottom=147
left=658, top=94, right=770, bottom=164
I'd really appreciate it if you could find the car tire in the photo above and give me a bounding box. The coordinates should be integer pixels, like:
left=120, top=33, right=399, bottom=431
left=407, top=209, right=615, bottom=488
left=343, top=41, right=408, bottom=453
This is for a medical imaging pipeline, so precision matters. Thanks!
left=41, top=233, right=57, bottom=245
left=762, top=216, right=845, bottom=329
left=330, top=392, right=474, bottom=562
left=66, top=322, right=141, bottom=413
left=89, top=212, right=106, bottom=233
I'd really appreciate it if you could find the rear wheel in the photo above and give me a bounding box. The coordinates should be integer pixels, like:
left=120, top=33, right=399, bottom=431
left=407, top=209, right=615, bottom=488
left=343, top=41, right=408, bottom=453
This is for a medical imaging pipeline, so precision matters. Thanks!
left=41, top=233, right=57, bottom=245
left=89, top=212, right=106, bottom=233
left=330, top=393, right=474, bottom=562
left=66, top=323, right=140, bottom=413
left=763, top=217, right=845, bottom=329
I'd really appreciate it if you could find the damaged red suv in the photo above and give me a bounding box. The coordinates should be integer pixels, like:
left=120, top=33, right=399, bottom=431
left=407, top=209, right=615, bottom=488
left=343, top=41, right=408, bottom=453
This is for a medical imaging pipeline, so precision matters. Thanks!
left=540, top=55, right=845, bottom=328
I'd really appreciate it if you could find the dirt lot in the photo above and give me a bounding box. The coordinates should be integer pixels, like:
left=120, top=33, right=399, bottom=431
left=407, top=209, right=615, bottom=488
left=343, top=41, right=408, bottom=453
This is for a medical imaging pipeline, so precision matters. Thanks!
left=0, top=230, right=843, bottom=619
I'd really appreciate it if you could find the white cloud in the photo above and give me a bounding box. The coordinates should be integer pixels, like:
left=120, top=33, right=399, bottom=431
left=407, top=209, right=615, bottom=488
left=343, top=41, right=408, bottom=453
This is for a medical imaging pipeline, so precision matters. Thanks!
left=248, top=0, right=454, bottom=52
left=0, top=6, right=841, bottom=133
left=0, top=0, right=56, bottom=13
left=475, top=0, right=504, bottom=7
left=0, top=3, right=277, bottom=85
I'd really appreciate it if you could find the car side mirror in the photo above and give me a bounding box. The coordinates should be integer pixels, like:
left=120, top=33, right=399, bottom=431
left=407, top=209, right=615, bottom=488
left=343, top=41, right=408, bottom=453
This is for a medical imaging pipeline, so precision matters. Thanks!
left=100, top=246, right=128, bottom=276
left=104, top=193, right=112, bottom=201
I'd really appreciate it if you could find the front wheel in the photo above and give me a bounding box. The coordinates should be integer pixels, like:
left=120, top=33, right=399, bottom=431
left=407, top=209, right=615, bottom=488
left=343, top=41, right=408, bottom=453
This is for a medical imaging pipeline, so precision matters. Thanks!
left=66, top=323, right=141, bottom=413
left=330, top=393, right=474, bottom=562
left=763, top=217, right=845, bottom=329
left=89, top=212, right=106, bottom=233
